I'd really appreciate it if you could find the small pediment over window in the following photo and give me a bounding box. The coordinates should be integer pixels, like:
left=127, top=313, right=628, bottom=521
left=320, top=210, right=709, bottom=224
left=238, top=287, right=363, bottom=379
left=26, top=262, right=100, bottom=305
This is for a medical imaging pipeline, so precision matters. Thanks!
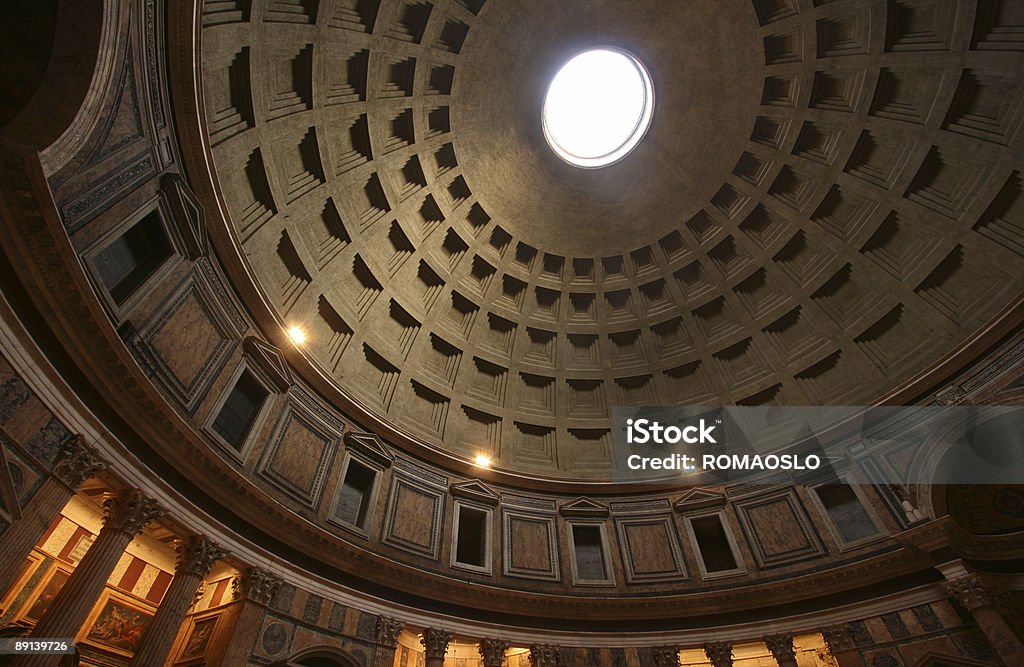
left=559, top=496, right=609, bottom=518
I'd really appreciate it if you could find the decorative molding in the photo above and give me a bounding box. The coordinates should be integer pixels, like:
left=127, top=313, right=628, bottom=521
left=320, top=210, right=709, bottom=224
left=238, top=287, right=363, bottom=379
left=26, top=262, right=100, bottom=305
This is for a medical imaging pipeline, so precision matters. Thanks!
left=243, top=336, right=294, bottom=391
left=344, top=431, right=395, bottom=467
left=51, top=435, right=106, bottom=489
left=558, top=496, right=610, bottom=518
left=673, top=487, right=727, bottom=511
left=233, top=567, right=282, bottom=606
left=102, top=488, right=164, bottom=535
left=375, top=616, right=404, bottom=647
left=614, top=514, right=687, bottom=583
left=160, top=172, right=207, bottom=259
left=176, top=534, right=226, bottom=576
left=450, top=479, right=499, bottom=506
left=502, top=509, right=560, bottom=581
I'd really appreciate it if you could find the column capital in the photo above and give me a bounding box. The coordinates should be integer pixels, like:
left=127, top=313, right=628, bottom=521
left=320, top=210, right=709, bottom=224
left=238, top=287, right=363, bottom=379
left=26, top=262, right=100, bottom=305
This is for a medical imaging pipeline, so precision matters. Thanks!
left=52, top=435, right=106, bottom=489
left=763, top=634, right=795, bottom=665
left=479, top=639, right=510, bottom=667
left=176, top=535, right=226, bottom=577
left=376, top=616, right=404, bottom=647
left=651, top=645, right=680, bottom=667
left=421, top=628, right=453, bottom=660
left=702, top=642, right=733, bottom=667
left=232, top=567, right=282, bottom=606
left=821, top=624, right=855, bottom=655
left=102, top=489, right=163, bottom=536
left=945, top=573, right=1010, bottom=612
left=528, top=644, right=559, bottom=667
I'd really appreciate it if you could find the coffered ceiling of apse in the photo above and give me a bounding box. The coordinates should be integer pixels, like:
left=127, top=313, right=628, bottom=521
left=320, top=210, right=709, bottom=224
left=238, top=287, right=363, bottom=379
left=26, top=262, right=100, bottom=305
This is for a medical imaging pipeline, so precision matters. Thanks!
left=200, top=0, right=1024, bottom=480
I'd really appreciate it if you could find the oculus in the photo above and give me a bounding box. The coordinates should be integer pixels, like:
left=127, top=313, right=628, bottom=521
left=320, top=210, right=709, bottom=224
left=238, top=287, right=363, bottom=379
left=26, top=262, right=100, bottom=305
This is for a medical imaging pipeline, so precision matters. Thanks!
left=542, top=48, right=654, bottom=168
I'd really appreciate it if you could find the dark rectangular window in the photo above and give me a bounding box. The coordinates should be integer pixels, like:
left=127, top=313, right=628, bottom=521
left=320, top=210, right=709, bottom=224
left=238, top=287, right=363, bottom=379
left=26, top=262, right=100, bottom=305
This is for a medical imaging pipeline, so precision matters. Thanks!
left=94, top=211, right=173, bottom=304
left=690, top=515, right=738, bottom=573
left=571, top=525, right=607, bottom=581
left=212, top=371, right=268, bottom=449
left=335, top=460, right=375, bottom=529
left=815, top=484, right=879, bottom=543
left=455, top=506, right=488, bottom=567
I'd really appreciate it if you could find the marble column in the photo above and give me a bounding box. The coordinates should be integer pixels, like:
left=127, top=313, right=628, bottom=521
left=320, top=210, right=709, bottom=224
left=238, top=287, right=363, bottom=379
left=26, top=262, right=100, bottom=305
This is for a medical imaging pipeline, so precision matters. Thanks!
left=702, top=642, right=733, bottom=667
left=651, top=645, right=680, bottom=667
left=821, top=624, right=863, bottom=667
left=422, top=628, right=453, bottom=667
left=374, top=616, right=404, bottom=667
left=128, top=535, right=225, bottom=666
left=528, top=644, right=559, bottom=667
left=944, top=572, right=1024, bottom=666
left=216, top=567, right=282, bottom=666
left=763, top=634, right=796, bottom=667
left=0, top=436, right=105, bottom=600
left=11, top=489, right=163, bottom=667
left=479, top=638, right=510, bottom=667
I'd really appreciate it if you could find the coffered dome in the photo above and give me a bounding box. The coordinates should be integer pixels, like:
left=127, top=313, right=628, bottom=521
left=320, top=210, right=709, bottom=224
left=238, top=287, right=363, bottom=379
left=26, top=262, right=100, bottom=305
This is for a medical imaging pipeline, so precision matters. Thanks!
left=200, top=0, right=1023, bottom=481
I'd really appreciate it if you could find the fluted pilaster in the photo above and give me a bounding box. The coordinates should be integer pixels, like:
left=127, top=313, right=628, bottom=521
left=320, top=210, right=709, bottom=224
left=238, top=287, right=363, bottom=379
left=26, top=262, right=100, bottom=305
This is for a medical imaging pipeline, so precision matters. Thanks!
left=373, top=616, right=405, bottom=667
left=0, top=436, right=105, bottom=598
left=945, top=572, right=1024, bottom=665
left=763, top=634, right=796, bottom=667
left=528, top=644, right=559, bottom=667
left=702, top=642, right=732, bottom=667
left=217, top=567, right=282, bottom=665
left=128, top=535, right=225, bottom=666
left=651, top=646, right=680, bottom=667
left=11, top=489, right=162, bottom=667
left=479, top=638, right=511, bottom=667
left=422, top=628, right=454, bottom=667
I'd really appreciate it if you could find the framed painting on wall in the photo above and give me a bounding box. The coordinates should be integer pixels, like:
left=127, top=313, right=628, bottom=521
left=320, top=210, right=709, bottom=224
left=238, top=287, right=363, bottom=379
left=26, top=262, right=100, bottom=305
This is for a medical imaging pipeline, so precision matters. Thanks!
left=81, top=590, right=154, bottom=657
left=177, top=613, right=219, bottom=663
left=23, top=566, right=71, bottom=622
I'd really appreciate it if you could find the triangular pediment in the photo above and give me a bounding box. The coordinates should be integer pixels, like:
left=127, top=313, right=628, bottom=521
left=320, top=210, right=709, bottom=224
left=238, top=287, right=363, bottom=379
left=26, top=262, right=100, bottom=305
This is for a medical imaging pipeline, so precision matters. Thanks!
left=243, top=337, right=293, bottom=391
left=559, top=496, right=609, bottom=518
left=450, top=479, right=499, bottom=506
left=161, top=172, right=207, bottom=260
left=673, top=487, right=727, bottom=511
left=343, top=432, right=394, bottom=467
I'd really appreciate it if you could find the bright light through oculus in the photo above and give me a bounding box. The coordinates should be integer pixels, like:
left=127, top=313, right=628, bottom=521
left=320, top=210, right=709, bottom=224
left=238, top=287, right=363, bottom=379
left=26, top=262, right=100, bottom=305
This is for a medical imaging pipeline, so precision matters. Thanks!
left=542, top=48, right=654, bottom=168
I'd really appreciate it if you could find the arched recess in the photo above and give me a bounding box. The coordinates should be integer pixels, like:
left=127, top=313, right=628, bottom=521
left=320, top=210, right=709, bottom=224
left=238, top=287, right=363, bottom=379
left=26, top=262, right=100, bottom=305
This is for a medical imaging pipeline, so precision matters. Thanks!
left=911, top=408, right=1024, bottom=534
left=0, top=0, right=118, bottom=161
left=278, top=645, right=364, bottom=667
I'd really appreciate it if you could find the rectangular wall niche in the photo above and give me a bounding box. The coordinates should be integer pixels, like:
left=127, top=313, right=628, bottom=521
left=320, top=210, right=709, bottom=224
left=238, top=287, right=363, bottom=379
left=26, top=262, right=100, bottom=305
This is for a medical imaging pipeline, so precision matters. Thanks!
left=93, top=210, right=174, bottom=305
left=211, top=369, right=269, bottom=450
left=334, top=458, right=377, bottom=530
left=452, top=502, right=491, bottom=572
left=570, top=524, right=611, bottom=584
left=814, top=484, right=880, bottom=545
left=688, top=513, right=743, bottom=577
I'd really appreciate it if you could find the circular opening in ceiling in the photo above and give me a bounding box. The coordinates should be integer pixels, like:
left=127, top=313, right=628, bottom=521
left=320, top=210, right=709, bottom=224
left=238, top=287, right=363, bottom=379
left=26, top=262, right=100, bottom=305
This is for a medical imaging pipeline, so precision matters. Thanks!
left=542, top=48, right=654, bottom=169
